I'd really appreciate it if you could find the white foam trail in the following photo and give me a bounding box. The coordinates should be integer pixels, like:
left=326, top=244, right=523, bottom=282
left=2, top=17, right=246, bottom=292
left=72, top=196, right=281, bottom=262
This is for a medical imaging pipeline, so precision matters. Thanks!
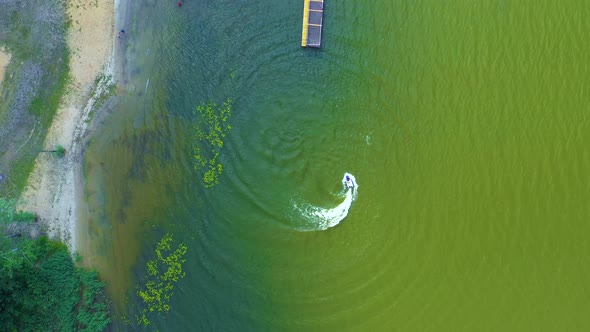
left=294, top=173, right=358, bottom=231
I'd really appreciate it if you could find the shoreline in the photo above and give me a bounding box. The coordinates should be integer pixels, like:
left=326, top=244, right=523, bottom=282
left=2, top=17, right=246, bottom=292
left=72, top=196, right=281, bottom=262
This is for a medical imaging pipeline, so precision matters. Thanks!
left=18, top=0, right=122, bottom=254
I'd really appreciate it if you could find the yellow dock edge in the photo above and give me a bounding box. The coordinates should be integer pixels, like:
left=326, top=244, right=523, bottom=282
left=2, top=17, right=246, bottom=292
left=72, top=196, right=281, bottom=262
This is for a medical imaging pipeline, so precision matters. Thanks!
left=301, top=0, right=310, bottom=47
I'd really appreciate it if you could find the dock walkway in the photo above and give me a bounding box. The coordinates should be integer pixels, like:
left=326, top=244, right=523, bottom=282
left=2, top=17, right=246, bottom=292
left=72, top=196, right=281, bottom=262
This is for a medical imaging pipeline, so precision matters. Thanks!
left=301, top=0, right=324, bottom=48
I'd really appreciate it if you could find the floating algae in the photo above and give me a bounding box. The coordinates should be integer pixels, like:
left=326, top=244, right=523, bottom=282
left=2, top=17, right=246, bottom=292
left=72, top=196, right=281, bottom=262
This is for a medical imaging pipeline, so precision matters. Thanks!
left=192, top=98, right=232, bottom=188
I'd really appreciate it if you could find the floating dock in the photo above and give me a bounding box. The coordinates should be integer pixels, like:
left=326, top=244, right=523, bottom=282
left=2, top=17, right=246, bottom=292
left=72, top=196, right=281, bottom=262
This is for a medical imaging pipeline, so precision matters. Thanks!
left=301, top=0, right=324, bottom=48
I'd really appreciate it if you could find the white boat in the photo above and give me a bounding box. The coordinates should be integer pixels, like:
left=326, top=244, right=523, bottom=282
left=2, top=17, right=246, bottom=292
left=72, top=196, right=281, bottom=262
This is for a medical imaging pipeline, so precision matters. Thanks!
left=345, top=176, right=354, bottom=188
left=343, top=173, right=356, bottom=190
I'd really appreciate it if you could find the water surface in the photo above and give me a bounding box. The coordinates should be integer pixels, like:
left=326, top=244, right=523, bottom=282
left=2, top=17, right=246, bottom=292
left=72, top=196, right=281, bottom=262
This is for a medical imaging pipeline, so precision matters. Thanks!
left=80, top=1, right=590, bottom=330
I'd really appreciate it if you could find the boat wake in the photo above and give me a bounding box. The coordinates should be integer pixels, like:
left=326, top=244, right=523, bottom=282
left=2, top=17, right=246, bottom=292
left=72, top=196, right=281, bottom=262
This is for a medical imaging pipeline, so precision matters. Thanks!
left=293, top=173, right=358, bottom=231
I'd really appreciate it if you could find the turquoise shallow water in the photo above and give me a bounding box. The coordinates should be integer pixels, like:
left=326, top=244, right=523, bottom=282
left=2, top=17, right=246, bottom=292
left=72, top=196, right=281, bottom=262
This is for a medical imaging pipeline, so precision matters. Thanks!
left=80, top=0, right=590, bottom=330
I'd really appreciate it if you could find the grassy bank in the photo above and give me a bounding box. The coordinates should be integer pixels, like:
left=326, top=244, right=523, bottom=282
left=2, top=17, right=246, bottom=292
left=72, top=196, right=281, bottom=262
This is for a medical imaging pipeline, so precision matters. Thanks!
left=0, top=0, right=71, bottom=197
left=0, top=1, right=112, bottom=330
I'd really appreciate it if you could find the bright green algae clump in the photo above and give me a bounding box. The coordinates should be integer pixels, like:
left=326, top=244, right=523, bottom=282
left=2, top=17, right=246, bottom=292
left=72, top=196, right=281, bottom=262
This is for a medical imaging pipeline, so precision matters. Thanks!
left=193, top=99, right=232, bottom=188
left=136, top=233, right=188, bottom=327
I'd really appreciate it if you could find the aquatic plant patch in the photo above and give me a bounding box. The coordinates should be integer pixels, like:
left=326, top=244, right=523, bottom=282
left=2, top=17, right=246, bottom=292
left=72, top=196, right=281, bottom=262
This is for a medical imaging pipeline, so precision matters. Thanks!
left=192, top=98, right=232, bottom=188
left=136, top=233, right=188, bottom=327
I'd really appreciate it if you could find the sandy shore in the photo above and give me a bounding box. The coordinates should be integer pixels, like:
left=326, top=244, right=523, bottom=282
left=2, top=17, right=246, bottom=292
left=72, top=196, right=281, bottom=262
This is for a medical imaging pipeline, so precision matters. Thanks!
left=0, top=47, right=11, bottom=90
left=18, top=0, right=118, bottom=253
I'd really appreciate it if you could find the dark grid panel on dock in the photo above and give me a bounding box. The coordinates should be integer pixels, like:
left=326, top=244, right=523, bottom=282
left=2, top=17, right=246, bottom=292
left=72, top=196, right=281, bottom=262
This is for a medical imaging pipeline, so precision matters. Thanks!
left=301, top=0, right=324, bottom=48
left=309, top=1, right=323, bottom=10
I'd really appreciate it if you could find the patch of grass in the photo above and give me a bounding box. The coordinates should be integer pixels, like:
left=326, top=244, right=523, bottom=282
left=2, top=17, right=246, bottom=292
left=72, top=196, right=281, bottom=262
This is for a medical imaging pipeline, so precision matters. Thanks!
left=0, top=197, right=35, bottom=223
left=0, top=0, right=72, bottom=198
left=2, top=52, right=71, bottom=194
left=13, top=211, right=37, bottom=222
left=35, top=54, right=72, bottom=126
left=29, top=96, right=45, bottom=115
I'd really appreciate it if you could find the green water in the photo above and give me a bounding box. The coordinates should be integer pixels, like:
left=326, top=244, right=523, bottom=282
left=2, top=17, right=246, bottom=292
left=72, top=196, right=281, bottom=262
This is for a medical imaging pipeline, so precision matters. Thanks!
left=79, top=0, right=590, bottom=330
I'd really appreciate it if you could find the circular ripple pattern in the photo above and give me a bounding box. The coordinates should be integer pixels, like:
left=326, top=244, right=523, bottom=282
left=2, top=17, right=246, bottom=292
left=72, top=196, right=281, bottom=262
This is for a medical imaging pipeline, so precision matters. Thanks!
left=86, top=0, right=590, bottom=331
left=148, top=0, right=437, bottom=331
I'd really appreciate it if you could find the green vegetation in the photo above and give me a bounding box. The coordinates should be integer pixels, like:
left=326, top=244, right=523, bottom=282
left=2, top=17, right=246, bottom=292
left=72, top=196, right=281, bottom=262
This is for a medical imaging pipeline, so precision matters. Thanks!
left=136, top=233, right=188, bottom=327
left=40, top=144, right=66, bottom=158
left=0, top=2, right=111, bottom=331
left=54, top=144, right=66, bottom=157
left=1, top=193, right=109, bottom=332
left=89, top=73, right=117, bottom=119
left=4, top=53, right=71, bottom=196
left=0, top=0, right=72, bottom=197
left=0, top=237, right=110, bottom=331
left=0, top=198, right=36, bottom=223
left=193, top=98, right=233, bottom=188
